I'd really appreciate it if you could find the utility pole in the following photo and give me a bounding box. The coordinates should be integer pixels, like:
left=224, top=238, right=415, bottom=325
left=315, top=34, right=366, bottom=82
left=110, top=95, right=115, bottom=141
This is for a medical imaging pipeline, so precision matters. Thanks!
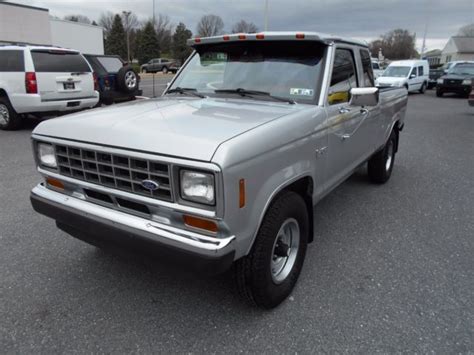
left=264, top=0, right=269, bottom=31
left=421, top=0, right=431, bottom=58
left=152, top=0, right=156, bottom=97
left=122, top=10, right=131, bottom=63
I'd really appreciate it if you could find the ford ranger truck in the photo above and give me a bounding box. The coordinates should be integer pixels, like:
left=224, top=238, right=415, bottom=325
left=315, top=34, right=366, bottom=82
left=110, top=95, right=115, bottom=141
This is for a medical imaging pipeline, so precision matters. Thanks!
left=30, top=32, right=408, bottom=309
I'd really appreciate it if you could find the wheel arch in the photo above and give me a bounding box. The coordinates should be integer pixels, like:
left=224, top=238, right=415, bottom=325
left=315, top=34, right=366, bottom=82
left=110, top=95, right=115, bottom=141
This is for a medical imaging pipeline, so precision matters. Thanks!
left=0, top=88, right=9, bottom=98
left=250, top=175, right=315, bottom=254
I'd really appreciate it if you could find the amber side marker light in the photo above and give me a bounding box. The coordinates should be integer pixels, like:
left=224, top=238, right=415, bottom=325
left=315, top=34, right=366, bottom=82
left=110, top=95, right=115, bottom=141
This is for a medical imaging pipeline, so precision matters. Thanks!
left=46, top=177, right=64, bottom=190
left=183, top=215, right=218, bottom=233
left=239, top=179, right=246, bottom=208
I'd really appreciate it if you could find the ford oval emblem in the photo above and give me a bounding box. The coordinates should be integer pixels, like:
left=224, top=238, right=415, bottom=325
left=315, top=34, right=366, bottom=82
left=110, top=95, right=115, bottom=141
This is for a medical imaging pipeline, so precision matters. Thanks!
left=141, top=179, right=160, bottom=191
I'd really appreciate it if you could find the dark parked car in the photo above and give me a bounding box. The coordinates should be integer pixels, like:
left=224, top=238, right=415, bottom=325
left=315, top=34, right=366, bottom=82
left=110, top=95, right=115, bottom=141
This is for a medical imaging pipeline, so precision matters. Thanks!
left=436, top=62, right=474, bottom=97
left=428, top=68, right=444, bottom=89
left=140, top=58, right=179, bottom=74
left=84, top=54, right=142, bottom=105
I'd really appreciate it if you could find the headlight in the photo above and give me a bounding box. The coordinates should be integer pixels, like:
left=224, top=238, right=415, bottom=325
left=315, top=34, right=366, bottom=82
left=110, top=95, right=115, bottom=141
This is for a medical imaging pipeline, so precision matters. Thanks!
left=437, top=78, right=444, bottom=84
left=180, top=170, right=215, bottom=205
left=462, top=79, right=472, bottom=85
left=37, top=143, right=57, bottom=168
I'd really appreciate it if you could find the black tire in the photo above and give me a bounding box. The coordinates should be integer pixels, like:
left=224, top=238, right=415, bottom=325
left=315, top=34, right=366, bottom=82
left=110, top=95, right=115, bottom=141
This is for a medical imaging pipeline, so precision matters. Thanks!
left=117, top=65, right=138, bottom=93
left=368, top=130, right=397, bottom=184
left=419, top=82, right=426, bottom=94
left=436, top=89, right=443, bottom=97
left=162, top=66, right=168, bottom=74
left=234, top=191, right=309, bottom=309
left=0, top=96, right=21, bottom=130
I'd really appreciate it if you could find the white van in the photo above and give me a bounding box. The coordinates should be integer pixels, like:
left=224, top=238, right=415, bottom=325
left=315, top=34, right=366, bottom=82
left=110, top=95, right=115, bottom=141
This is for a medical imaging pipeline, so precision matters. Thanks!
left=376, top=60, right=429, bottom=93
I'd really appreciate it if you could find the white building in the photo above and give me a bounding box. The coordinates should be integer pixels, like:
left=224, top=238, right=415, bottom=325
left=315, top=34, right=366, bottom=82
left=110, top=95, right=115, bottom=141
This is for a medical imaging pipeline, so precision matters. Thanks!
left=441, top=36, right=474, bottom=64
left=0, top=1, right=104, bottom=54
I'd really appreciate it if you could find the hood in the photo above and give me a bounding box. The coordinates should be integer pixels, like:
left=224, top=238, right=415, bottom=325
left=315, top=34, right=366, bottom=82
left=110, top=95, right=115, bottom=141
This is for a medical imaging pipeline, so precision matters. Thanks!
left=33, top=97, right=303, bottom=161
left=441, top=74, right=474, bottom=80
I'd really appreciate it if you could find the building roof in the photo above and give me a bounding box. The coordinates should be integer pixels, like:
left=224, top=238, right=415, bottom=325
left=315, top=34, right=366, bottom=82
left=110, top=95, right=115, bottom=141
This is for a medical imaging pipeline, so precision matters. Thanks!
left=452, top=36, right=474, bottom=53
left=424, top=49, right=442, bottom=57
left=0, top=1, right=48, bottom=12
left=188, top=31, right=368, bottom=47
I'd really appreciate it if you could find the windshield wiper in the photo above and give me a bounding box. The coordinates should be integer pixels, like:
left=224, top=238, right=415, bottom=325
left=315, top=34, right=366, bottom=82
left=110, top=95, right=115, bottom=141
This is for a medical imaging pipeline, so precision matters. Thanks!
left=166, top=87, right=206, bottom=98
left=215, top=88, right=296, bottom=104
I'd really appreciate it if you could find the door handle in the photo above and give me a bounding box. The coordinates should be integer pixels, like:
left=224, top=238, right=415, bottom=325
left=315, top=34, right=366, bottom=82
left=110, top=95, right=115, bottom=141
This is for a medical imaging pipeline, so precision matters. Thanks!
left=338, top=107, right=351, bottom=114
left=360, top=108, right=369, bottom=115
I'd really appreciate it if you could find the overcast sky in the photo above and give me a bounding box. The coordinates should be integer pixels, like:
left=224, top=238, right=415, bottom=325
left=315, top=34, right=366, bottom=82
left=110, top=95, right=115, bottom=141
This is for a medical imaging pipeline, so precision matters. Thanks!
left=14, top=0, right=474, bottom=51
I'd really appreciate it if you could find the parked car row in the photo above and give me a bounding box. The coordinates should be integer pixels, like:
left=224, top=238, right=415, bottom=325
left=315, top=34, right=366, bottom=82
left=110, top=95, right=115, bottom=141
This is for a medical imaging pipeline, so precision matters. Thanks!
left=0, top=44, right=142, bottom=130
left=374, top=59, right=474, bottom=101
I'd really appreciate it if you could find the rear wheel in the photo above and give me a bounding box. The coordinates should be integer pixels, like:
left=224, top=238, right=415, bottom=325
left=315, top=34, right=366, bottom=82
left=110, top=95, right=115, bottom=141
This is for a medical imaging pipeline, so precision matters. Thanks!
left=368, top=130, right=397, bottom=184
left=0, top=96, right=21, bottom=131
left=234, top=191, right=309, bottom=309
left=162, top=66, right=168, bottom=74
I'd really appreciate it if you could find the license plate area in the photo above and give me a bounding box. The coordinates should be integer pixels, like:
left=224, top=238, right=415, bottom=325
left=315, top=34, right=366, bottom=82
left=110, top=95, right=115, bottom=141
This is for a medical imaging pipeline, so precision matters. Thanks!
left=63, top=82, right=75, bottom=90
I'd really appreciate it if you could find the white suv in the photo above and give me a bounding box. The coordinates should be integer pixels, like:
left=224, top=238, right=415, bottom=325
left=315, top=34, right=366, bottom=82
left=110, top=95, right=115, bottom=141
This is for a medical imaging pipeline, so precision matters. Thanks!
left=0, top=45, right=99, bottom=130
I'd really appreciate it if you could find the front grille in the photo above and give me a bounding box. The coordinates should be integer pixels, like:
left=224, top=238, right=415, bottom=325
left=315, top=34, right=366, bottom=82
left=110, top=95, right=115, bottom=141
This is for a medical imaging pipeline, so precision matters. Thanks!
left=54, top=144, right=173, bottom=201
left=444, top=79, right=463, bottom=85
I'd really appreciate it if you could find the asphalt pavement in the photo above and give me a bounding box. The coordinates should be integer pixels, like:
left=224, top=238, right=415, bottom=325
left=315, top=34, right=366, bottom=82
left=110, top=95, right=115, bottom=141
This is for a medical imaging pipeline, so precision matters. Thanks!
left=0, top=90, right=473, bottom=353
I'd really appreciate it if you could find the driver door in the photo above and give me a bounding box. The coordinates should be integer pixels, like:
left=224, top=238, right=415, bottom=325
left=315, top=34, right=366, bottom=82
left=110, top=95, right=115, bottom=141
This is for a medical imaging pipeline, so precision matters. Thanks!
left=324, top=47, right=375, bottom=190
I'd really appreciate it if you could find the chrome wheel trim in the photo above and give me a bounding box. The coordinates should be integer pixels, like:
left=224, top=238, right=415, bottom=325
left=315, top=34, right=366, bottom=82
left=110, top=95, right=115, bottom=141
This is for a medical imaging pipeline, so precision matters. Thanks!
left=271, top=218, right=300, bottom=284
left=125, top=71, right=137, bottom=89
left=0, top=103, right=10, bottom=126
left=385, top=140, right=394, bottom=172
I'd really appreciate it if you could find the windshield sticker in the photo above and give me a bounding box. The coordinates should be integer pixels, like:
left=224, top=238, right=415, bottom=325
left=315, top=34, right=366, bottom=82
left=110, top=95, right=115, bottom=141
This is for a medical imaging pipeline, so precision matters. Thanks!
left=290, top=88, right=314, bottom=96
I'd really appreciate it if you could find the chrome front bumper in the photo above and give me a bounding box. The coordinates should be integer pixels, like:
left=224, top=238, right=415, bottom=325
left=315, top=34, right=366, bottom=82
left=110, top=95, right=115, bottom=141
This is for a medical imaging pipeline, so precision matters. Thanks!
left=31, top=184, right=236, bottom=272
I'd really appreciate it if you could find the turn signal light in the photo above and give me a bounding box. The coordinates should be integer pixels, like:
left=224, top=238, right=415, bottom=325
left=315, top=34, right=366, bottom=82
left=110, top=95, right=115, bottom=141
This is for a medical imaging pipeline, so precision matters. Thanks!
left=46, top=177, right=64, bottom=190
left=238, top=34, right=247, bottom=40
left=223, top=35, right=230, bottom=41
left=256, top=34, right=265, bottom=40
left=239, top=179, right=246, bottom=208
left=296, top=33, right=305, bottom=39
left=194, top=37, right=201, bottom=43
left=183, top=215, right=218, bottom=233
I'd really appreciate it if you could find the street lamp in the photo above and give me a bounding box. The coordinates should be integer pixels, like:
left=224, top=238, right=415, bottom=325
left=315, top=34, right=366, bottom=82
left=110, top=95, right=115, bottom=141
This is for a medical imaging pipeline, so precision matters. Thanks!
left=122, top=10, right=131, bottom=63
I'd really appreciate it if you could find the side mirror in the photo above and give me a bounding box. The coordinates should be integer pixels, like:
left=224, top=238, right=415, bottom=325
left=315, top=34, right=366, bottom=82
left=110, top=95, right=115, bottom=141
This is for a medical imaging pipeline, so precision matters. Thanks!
left=349, top=87, right=379, bottom=107
left=409, top=74, right=416, bottom=79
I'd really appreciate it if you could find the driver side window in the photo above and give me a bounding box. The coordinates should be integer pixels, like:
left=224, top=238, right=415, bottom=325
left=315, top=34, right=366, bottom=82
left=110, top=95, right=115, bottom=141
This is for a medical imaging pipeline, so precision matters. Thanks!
left=410, top=67, right=417, bottom=77
left=328, top=48, right=358, bottom=105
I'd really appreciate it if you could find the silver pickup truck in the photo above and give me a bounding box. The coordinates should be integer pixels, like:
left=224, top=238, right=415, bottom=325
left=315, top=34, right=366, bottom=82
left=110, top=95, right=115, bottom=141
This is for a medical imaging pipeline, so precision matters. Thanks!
left=30, top=32, right=408, bottom=309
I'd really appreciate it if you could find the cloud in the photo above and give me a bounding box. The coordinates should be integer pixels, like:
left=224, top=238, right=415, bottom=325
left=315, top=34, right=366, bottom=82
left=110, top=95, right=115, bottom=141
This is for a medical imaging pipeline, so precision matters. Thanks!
left=16, top=0, right=474, bottom=50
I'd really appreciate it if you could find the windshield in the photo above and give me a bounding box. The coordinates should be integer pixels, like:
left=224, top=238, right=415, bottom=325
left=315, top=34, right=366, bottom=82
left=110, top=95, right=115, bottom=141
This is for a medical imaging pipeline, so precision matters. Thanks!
left=382, top=66, right=410, bottom=77
left=169, top=41, right=326, bottom=103
left=372, top=62, right=380, bottom=70
left=448, top=64, right=474, bottom=76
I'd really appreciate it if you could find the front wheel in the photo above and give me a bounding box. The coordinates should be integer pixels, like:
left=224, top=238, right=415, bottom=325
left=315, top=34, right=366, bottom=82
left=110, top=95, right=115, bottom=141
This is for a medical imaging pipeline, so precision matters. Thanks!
left=419, top=82, right=426, bottom=94
left=234, top=191, right=309, bottom=309
left=436, top=89, right=443, bottom=97
left=162, top=66, right=168, bottom=74
left=368, top=130, right=397, bottom=184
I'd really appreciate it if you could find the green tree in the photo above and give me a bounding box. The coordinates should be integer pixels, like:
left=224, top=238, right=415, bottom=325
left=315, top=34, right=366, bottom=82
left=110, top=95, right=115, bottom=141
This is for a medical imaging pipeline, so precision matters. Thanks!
left=136, top=21, right=160, bottom=65
left=172, top=23, right=193, bottom=65
left=105, top=14, right=127, bottom=59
